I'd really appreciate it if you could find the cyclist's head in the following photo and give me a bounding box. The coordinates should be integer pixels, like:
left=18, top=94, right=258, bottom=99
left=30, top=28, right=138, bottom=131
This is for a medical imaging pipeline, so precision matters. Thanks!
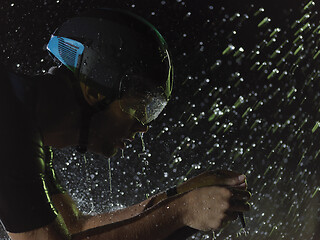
left=47, top=8, right=173, bottom=125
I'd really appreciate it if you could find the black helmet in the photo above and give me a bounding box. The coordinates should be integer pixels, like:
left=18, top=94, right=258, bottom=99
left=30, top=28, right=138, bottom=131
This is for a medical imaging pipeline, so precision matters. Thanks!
left=47, top=8, right=173, bottom=124
left=47, top=9, right=173, bottom=153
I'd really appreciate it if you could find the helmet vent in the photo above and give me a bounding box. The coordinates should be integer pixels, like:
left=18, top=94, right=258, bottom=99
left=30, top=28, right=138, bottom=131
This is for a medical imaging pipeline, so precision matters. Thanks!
left=58, top=37, right=78, bottom=68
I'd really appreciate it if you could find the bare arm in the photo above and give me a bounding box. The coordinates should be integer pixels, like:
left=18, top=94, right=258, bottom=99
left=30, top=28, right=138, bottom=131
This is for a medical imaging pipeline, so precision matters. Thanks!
left=52, top=170, right=248, bottom=235
left=9, top=193, right=184, bottom=240
left=71, top=194, right=184, bottom=240
left=9, top=187, right=250, bottom=240
left=72, top=185, right=250, bottom=240
left=51, top=191, right=168, bottom=234
left=81, top=191, right=167, bottom=230
left=8, top=170, right=250, bottom=240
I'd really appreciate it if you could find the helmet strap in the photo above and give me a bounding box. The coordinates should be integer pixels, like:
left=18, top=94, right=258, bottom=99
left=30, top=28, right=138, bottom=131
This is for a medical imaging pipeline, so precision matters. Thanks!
left=76, top=96, right=114, bottom=153
left=76, top=106, right=97, bottom=154
left=61, top=66, right=117, bottom=154
left=67, top=72, right=100, bottom=154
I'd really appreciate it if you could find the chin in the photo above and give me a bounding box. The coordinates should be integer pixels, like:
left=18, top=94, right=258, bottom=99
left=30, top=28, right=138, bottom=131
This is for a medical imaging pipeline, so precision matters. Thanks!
left=100, top=146, right=118, bottom=158
left=108, top=148, right=119, bottom=157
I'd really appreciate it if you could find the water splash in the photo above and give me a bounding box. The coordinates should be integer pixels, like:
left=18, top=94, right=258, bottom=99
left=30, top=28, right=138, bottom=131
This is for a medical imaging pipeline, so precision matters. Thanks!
left=138, top=132, right=148, bottom=157
left=108, top=158, right=112, bottom=193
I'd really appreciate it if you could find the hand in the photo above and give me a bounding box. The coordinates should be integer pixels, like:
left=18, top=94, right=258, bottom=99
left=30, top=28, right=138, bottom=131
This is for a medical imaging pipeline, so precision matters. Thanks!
left=178, top=186, right=251, bottom=231
left=178, top=170, right=247, bottom=195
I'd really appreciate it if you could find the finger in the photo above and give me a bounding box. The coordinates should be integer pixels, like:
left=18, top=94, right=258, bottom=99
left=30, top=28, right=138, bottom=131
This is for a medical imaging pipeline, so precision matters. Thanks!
left=192, top=171, right=247, bottom=190
left=220, top=174, right=246, bottom=187
left=220, top=219, right=231, bottom=229
left=213, top=169, right=242, bottom=178
left=193, top=171, right=240, bottom=187
left=232, top=179, right=248, bottom=190
left=228, top=201, right=251, bottom=212
left=224, top=211, right=239, bottom=221
left=229, top=189, right=252, bottom=201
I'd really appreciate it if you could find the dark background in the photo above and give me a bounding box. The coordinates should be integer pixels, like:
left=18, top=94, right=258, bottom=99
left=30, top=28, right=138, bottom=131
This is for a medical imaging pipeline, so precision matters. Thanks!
left=1, top=0, right=320, bottom=239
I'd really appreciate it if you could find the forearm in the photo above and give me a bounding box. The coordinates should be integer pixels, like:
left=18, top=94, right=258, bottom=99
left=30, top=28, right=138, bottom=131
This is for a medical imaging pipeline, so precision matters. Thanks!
left=80, top=191, right=167, bottom=231
left=72, top=195, right=184, bottom=240
left=54, top=180, right=204, bottom=234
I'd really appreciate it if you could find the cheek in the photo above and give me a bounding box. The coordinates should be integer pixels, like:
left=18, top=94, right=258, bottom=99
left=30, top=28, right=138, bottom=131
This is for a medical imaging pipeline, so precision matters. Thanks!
left=88, top=112, right=124, bottom=144
left=88, top=105, right=134, bottom=150
left=104, top=112, right=133, bottom=136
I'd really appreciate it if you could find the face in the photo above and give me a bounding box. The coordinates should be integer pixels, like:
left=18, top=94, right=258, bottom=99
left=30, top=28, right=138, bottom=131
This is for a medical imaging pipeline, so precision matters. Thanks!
left=86, top=98, right=148, bottom=157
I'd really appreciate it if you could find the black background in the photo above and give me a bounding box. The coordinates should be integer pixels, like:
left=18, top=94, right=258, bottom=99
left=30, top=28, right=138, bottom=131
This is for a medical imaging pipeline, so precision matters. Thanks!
left=1, top=0, right=320, bottom=239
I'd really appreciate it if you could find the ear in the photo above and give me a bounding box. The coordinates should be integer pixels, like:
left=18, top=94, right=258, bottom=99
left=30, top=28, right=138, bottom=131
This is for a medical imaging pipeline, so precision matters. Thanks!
left=79, top=82, right=106, bottom=106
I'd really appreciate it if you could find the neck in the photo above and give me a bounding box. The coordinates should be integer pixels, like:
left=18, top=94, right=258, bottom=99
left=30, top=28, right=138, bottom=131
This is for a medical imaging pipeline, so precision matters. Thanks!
left=34, top=69, right=82, bottom=148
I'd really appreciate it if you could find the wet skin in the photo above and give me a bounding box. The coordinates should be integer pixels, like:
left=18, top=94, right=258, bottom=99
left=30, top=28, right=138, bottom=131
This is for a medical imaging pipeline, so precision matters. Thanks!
left=86, top=99, right=148, bottom=157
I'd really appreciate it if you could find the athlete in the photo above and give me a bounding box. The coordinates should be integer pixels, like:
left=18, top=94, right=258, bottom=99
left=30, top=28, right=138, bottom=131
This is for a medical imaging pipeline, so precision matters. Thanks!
left=0, top=9, right=251, bottom=240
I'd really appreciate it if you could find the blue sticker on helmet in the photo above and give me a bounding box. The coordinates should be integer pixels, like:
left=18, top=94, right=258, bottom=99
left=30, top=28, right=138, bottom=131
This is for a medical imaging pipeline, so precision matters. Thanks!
left=47, top=35, right=85, bottom=72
